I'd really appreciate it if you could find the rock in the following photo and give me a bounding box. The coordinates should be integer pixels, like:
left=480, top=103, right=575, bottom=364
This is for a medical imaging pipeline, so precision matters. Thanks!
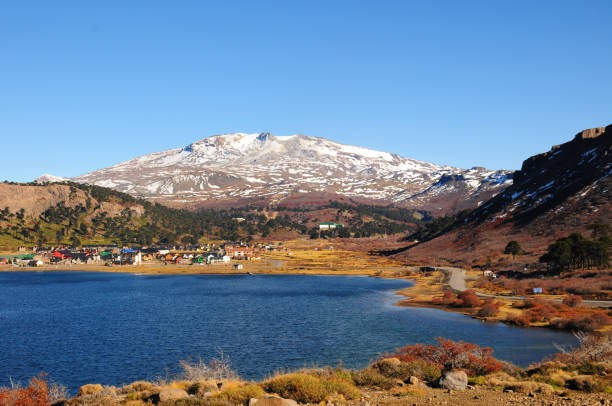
left=438, top=370, right=468, bottom=391
left=249, top=395, right=298, bottom=406
left=158, top=387, right=189, bottom=402
left=188, top=380, right=220, bottom=396
left=408, top=376, right=420, bottom=386
left=122, top=380, right=157, bottom=393
left=380, top=357, right=401, bottom=366
left=78, top=384, right=104, bottom=396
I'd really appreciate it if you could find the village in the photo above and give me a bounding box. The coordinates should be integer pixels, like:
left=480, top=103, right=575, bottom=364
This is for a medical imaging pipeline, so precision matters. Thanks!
left=0, top=241, right=288, bottom=271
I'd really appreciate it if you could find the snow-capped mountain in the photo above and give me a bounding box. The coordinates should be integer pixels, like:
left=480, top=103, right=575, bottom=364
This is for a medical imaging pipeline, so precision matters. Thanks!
left=36, top=174, right=68, bottom=183
left=67, top=132, right=512, bottom=211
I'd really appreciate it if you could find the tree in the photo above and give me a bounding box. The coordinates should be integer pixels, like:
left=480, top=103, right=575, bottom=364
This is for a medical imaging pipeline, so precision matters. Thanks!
left=540, top=233, right=609, bottom=271
left=504, top=240, right=522, bottom=257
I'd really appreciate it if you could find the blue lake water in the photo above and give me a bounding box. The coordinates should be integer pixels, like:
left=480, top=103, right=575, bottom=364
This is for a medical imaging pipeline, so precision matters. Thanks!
left=0, top=272, right=576, bottom=392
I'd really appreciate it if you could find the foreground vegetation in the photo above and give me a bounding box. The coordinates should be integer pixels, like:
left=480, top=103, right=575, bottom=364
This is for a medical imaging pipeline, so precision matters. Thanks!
left=2, top=335, right=610, bottom=405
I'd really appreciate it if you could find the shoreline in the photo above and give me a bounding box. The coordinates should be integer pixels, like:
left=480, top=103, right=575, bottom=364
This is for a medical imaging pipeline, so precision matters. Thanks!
left=3, top=255, right=609, bottom=334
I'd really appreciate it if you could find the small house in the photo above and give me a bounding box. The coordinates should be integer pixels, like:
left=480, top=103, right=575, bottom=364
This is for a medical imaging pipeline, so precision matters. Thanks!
left=319, top=222, right=343, bottom=231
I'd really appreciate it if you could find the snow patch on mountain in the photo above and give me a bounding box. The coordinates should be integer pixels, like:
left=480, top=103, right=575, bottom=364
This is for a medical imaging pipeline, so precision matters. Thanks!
left=70, top=132, right=513, bottom=210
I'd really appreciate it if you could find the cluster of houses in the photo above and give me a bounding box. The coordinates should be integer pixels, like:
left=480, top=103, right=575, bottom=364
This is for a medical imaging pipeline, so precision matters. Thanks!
left=0, top=242, right=284, bottom=268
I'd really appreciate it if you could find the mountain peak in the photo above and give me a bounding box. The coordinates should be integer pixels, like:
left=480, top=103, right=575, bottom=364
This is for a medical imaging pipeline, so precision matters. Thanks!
left=35, top=174, right=68, bottom=183
left=72, top=131, right=511, bottom=212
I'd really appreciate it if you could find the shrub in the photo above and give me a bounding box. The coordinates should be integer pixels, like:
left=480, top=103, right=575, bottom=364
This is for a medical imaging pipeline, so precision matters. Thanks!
left=213, top=383, right=264, bottom=405
left=506, top=314, right=530, bottom=327
left=577, top=362, right=606, bottom=375
left=565, top=375, right=606, bottom=392
left=179, top=354, right=236, bottom=381
left=456, top=289, right=482, bottom=308
left=401, top=360, right=442, bottom=383
left=187, top=380, right=220, bottom=396
left=392, top=337, right=503, bottom=376
left=477, top=299, right=500, bottom=317
left=370, top=358, right=410, bottom=380
left=441, top=290, right=458, bottom=305
left=263, top=372, right=359, bottom=403
left=468, top=376, right=486, bottom=386
left=550, top=313, right=611, bottom=331
left=351, top=368, right=396, bottom=390
left=562, top=294, right=583, bottom=307
left=0, top=376, right=49, bottom=406
left=323, top=375, right=361, bottom=401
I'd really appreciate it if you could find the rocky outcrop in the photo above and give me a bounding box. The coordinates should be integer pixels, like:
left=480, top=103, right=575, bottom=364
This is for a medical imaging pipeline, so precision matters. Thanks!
left=76, top=384, right=104, bottom=396
left=249, top=394, right=299, bottom=406
left=158, top=387, right=189, bottom=402
left=439, top=370, right=468, bottom=390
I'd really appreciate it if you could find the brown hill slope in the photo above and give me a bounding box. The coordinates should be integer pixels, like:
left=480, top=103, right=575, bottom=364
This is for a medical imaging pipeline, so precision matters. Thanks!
left=399, top=125, right=611, bottom=267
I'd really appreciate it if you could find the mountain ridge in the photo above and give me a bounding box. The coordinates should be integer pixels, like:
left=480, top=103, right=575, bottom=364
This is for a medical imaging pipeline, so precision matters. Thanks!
left=399, top=124, right=611, bottom=266
left=52, top=132, right=512, bottom=213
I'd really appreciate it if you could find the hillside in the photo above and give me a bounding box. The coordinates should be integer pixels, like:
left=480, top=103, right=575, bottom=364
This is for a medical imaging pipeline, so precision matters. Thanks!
left=0, top=182, right=431, bottom=249
left=399, top=125, right=611, bottom=267
left=0, top=182, right=299, bottom=249
left=62, top=132, right=511, bottom=214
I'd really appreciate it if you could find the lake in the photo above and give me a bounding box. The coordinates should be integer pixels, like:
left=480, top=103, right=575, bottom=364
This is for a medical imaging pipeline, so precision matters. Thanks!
left=0, top=272, right=576, bottom=392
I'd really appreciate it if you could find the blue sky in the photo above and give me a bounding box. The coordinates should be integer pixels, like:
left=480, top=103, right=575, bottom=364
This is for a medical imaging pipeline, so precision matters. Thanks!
left=1, top=1, right=611, bottom=182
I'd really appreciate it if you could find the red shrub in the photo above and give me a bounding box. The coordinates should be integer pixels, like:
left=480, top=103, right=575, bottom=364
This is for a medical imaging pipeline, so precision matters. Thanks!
left=477, top=298, right=501, bottom=317
left=562, top=294, right=583, bottom=308
left=0, top=376, right=49, bottom=406
left=550, top=313, right=612, bottom=331
left=392, top=337, right=502, bottom=376
left=442, top=290, right=457, bottom=305
left=456, top=289, right=482, bottom=308
left=507, top=314, right=530, bottom=326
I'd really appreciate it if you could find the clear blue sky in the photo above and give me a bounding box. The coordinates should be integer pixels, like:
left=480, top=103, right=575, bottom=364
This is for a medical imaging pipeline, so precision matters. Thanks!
left=1, top=1, right=611, bottom=182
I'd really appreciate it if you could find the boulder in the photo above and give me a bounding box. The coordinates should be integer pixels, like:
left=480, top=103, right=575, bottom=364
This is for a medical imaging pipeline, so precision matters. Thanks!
left=122, top=380, right=157, bottom=393
left=77, top=384, right=104, bottom=396
left=249, top=394, right=299, bottom=406
left=408, top=375, right=425, bottom=387
left=158, top=387, right=189, bottom=402
left=188, top=380, right=220, bottom=396
left=438, top=370, right=468, bottom=391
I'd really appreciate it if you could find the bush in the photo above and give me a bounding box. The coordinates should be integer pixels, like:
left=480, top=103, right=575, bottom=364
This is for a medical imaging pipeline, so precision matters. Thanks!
left=477, top=299, right=500, bottom=317
left=468, top=376, right=486, bottom=386
left=456, top=289, right=482, bottom=308
left=550, top=313, right=611, bottom=331
left=392, top=337, right=503, bottom=376
left=577, top=362, right=606, bottom=376
left=565, top=375, right=606, bottom=392
left=213, top=383, right=264, bottom=405
left=562, top=294, right=583, bottom=307
left=351, top=368, right=396, bottom=390
left=0, top=376, right=49, bottom=406
left=401, top=360, right=442, bottom=383
left=179, top=354, right=236, bottom=381
left=370, top=358, right=410, bottom=380
left=263, top=372, right=359, bottom=403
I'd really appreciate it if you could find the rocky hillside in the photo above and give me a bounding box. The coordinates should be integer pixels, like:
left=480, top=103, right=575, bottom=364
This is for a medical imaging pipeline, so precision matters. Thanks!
left=0, top=182, right=310, bottom=249
left=399, top=125, right=611, bottom=266
left=61, top=133, right=511, bottom=213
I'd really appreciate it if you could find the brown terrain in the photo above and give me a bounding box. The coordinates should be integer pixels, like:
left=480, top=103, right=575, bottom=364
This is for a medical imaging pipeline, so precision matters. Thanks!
left=397, top=125, right=611, bottom=268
